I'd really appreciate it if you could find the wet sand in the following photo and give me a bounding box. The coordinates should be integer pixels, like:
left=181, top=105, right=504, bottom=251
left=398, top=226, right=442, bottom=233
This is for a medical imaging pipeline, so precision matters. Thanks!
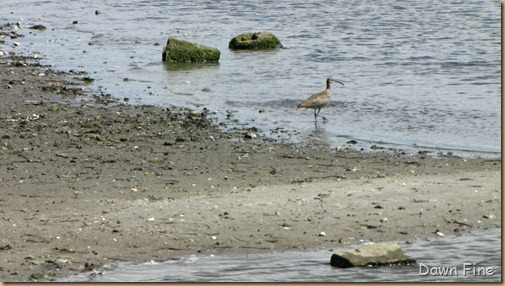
left=0, top=33, right=501, bottom=281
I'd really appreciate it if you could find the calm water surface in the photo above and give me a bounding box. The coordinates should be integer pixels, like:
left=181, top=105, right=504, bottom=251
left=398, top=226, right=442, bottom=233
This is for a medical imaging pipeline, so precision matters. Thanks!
left=60, top=228, right=501, bottom=282
left=1, top=0, right=501, bottom=156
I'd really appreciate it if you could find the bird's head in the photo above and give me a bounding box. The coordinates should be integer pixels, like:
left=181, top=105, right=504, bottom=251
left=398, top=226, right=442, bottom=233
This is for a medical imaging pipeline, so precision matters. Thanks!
left=328, top=78, right=344, bottom=87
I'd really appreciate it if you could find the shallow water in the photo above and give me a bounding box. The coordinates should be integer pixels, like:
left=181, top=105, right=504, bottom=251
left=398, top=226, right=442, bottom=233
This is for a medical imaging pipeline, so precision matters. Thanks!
left=1, top=0, right=501, bottom=156
left=60, top=228, right=501, bottom=282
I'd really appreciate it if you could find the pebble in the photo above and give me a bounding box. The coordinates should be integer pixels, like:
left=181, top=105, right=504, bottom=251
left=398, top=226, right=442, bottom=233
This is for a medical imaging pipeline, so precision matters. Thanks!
left=244, top=132, right=257, bottom=139
left=483, top=214, right=495, bottom=219
left=338, top=237, right=350, bottom=243
left=31, top=260, right=45, bottom=265
left=55, top=258, right=69, bottom=265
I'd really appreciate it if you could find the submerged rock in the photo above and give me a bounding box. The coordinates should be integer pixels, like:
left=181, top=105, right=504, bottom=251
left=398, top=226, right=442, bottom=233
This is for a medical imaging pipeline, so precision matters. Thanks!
left=28, top=24, right=47, bottom=31
left=330, top=242, right=416, bottom=268
left=162, top=38, right=220, bottom=63
left=228, top=32, right=283, bottom=50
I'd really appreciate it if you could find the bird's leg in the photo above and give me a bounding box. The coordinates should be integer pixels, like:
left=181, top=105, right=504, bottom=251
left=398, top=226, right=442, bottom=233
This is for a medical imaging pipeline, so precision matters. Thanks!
left=316, top=108, right=328, bottom=122
left=313, top=109, right=318, bottom=121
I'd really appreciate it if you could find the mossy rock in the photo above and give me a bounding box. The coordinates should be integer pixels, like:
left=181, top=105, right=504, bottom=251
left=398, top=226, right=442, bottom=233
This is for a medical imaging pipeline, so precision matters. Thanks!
left=162, top=38, right=220, bottom=63
left=229, top=32, right=283, bottom=50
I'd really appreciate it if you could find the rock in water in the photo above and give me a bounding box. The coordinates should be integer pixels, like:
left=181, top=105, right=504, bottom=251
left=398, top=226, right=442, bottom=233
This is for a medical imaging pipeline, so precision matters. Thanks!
left=162, top=38, right=220, bottom=63
left=28, top=24, right=47, bottom=31
left=228, top=32, right=283, bottom=50
left=330, top=242, right=416, bottom=268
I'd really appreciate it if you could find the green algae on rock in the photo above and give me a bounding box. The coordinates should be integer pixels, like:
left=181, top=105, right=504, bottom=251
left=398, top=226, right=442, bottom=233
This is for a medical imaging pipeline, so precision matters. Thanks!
left=228, top=32, right=283, bottom=50
left=162, top=38, right=220, bottom=63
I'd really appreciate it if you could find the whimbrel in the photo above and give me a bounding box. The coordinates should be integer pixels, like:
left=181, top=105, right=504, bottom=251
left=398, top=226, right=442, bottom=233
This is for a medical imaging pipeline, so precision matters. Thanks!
left=297, top=78, right=344, bottom=122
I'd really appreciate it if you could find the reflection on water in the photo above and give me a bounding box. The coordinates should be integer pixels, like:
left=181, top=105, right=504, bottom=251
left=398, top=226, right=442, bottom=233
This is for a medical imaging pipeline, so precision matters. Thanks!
left=163, top=62, right=220, bottom=72
left=60, top=228, right=501, bottom=282
left=305, top=123, right=333, bottom=146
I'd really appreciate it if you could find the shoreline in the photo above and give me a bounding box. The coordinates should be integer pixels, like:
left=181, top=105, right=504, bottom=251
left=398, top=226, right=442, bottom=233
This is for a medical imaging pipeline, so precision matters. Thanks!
left=0, top=35, right=501, bottom=281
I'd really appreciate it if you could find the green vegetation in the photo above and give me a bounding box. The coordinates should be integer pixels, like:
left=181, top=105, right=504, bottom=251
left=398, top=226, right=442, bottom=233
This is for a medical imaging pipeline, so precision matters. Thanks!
left=162, top=38, right=220, bottom=63
left=228, top=32, right=283, bottom=50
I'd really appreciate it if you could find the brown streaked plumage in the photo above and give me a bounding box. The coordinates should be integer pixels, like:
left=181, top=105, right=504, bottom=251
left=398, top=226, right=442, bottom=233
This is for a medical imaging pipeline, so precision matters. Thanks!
left=297, top=78, right=344, bottom=121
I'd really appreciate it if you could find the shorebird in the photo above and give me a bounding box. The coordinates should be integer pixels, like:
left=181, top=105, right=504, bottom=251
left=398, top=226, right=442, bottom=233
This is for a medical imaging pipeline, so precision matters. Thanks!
left=297, top=78, right=344, bottom=122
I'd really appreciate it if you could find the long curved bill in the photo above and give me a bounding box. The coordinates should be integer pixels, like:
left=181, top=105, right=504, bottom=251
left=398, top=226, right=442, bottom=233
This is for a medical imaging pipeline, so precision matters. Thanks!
left=330, top=79, right=344, bottom=86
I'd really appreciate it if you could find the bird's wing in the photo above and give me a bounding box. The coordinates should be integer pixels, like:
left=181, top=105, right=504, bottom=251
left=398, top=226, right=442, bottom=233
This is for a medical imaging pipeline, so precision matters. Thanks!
left=297, top=91, right=328, bottom=108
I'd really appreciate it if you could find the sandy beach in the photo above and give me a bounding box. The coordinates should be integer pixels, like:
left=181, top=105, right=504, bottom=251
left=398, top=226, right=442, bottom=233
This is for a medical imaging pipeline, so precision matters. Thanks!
left=0, top=31, right=501, bottom=281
